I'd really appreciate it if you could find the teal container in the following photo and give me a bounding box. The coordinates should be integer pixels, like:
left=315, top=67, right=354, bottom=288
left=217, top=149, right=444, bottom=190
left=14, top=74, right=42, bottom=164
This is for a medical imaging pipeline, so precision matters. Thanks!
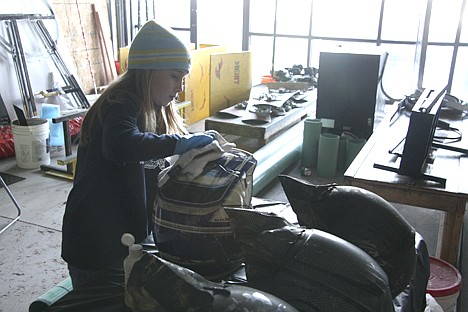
left=301, top=118, right=322, bottom=169
left=345, top=138, right=367, bottom=169
left=337, top=136, right=350, bottom=172
left=317, top=133, right=340, bottom=178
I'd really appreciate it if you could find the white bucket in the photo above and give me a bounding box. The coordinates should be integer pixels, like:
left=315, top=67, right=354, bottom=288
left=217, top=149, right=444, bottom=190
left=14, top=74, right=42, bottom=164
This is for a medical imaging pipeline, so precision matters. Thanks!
left=12, top=118, right=50, bottom=169
left=427, top=257, right=462, bottom=312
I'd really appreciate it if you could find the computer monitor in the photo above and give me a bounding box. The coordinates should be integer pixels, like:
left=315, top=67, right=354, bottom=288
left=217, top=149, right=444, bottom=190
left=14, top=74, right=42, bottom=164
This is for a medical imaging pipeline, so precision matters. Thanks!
left=374, top=86, right=447, bottom=185
left=398, top=86, right=446, bottom=177
left=316, top=49, right=387, bottom=139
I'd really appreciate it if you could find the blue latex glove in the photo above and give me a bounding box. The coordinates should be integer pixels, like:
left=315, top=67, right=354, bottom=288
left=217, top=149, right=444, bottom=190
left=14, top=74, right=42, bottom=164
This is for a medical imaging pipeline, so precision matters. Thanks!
left=174, top=133, right=214, bottom=155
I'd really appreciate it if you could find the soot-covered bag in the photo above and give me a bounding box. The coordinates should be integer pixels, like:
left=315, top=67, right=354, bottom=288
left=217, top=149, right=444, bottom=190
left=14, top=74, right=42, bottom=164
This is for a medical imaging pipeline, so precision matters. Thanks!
left=278, top=174, right=416, bottom=298
left=225, top=208, right=394, bottom=312
left=125, top=252, right=299, bottom=312
left=153, top=141, right=257, bottom=280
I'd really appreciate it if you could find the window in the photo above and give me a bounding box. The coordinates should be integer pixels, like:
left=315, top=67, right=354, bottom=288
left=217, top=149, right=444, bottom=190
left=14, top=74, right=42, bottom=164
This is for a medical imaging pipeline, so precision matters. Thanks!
left=311, top=0, right=381, bottom=40
left=247, top=0, right=468, bottom=101
left=122, top=0, right=468, bottom=101
left=197, top=0, right=244, bottom=50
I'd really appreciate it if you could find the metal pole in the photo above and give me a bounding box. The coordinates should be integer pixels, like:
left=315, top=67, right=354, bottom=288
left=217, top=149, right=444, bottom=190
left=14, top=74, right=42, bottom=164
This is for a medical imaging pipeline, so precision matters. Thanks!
left=33, top=20, right=90, bottom=108
left=242, top=0, right=250, bottom=51
left=0, top=175, right=22, bottom=235
left=7, top=20, right=37, bottom=117
left=253, top=121, right=303, bottom=195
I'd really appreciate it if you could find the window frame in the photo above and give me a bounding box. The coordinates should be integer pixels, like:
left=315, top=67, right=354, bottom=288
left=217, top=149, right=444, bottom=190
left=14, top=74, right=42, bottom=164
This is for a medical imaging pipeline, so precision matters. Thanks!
left=115, top=0, right=468, bottom=99
left=245, top=0, right=467, bottom=98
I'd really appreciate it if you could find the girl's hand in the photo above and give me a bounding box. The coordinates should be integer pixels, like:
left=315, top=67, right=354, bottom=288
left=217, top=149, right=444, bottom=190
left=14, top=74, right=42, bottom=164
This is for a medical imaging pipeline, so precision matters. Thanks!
left=174, top=133, right=214, bottom=155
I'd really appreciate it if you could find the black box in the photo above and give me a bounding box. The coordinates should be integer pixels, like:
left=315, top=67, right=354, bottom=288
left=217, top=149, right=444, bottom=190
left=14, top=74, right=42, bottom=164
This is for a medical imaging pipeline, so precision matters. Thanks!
left=399, top=87, right=445, bottom=176
left=316, top=50, right=387, bottom=139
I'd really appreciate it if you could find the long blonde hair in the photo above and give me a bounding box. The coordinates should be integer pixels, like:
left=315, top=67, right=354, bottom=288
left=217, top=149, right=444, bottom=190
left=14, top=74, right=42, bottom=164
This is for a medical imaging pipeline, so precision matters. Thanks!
left=79, top=69, right=188, bottom=146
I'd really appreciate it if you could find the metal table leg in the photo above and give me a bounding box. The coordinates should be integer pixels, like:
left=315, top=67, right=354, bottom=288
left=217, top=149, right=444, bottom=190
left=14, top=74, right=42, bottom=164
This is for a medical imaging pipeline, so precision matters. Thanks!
left=0, top=175, right=22, bottom=235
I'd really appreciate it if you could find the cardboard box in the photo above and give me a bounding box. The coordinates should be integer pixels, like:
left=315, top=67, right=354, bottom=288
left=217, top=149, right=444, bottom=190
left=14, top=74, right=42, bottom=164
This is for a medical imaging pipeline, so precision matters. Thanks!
left=119, top=47, right=129, bottom=74
left=209, top=51, right=252, bottom=116
left=182, top=45, right=227, bottom=124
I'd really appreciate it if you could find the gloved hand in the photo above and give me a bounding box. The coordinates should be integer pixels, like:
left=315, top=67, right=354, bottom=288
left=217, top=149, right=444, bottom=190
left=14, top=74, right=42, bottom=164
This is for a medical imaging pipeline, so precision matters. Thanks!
left=174, top=133, right=214, bottom=155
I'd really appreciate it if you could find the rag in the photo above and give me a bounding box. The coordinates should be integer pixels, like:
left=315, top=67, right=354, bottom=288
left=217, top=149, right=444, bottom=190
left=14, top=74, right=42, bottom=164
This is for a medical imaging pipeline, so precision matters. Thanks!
left=159, top=131, right=235, bottom=186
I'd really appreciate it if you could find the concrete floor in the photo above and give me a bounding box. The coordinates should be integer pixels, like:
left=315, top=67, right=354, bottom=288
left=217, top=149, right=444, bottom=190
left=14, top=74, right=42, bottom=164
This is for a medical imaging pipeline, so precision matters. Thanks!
left=0, top=151, right=466, bottom=311
left=0, top=155, right=71, bottom=312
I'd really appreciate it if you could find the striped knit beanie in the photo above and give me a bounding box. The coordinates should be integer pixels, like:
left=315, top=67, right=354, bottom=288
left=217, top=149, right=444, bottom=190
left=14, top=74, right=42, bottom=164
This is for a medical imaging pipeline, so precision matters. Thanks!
left=127, top=20, right=191, bottom=72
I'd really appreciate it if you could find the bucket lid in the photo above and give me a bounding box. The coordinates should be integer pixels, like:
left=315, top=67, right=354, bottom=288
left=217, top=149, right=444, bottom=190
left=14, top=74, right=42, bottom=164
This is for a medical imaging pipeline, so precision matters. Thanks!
left=427, top=257, right=462, bottom=297
left=12, top=118, right=48, bottom=126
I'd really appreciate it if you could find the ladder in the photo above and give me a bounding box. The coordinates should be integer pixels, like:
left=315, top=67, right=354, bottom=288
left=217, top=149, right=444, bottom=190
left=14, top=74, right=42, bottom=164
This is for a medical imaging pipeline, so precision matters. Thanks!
left=0, top=14, right=89, bottom=118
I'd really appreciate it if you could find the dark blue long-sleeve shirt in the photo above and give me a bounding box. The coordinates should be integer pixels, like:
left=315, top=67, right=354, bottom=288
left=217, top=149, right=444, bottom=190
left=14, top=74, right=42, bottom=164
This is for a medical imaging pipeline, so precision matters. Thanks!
left=62, top=98, right=178, bottom=270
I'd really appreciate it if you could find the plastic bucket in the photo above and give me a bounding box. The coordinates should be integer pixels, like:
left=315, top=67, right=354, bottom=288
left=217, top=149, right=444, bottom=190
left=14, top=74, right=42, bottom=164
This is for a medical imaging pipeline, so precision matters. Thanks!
left=12, top=118, right=50, bottom=169
left=426, top=256, right=462, bottom=312
left=40, top=103, right=65, bottom=157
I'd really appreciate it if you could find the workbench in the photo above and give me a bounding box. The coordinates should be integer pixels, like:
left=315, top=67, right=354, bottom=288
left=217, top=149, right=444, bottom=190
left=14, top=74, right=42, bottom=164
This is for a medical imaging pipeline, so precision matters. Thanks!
left=344, top=105, right=468, bottom=266
left=204, top=90, right=316, bottom=152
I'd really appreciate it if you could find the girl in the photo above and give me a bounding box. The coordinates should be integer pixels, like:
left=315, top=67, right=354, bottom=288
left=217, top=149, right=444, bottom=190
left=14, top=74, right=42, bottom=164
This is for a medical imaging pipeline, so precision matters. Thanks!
left=61, top=20, right=213, bottom=289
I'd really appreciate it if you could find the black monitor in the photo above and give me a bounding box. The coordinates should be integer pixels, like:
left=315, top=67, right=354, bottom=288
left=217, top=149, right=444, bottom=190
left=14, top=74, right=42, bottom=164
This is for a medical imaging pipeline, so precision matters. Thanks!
left=316, top=49, right=387, bottom=139
left=374, top=86, right=447, bottom=185
left=398, top=87, right=446, bottom=177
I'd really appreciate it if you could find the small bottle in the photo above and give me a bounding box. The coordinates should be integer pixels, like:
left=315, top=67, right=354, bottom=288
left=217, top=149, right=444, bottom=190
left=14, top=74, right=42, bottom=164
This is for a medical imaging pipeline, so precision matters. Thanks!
left=121, top=233, right=144, bottom=285
left=121, top=233, right=143, bottom=309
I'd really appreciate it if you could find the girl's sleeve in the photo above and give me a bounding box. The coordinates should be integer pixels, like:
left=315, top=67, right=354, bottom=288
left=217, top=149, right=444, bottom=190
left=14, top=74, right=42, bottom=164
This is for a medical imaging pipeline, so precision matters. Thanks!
left=101, top=103, right=179, bottom=164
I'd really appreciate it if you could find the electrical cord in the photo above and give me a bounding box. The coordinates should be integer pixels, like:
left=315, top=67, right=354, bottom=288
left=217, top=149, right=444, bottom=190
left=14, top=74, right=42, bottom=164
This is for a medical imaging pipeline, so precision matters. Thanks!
left=442, top=94, right=468, bottom=119
left=434, top=120, right=462, bottom=143
left=378, top=52, right=406, bottom=104
left=388, top=95, right=417, bottom=126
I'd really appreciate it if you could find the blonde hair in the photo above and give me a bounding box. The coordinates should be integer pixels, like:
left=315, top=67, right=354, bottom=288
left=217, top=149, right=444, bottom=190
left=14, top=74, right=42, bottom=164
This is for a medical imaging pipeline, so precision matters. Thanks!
left=79, top=69, right=188, bottom=146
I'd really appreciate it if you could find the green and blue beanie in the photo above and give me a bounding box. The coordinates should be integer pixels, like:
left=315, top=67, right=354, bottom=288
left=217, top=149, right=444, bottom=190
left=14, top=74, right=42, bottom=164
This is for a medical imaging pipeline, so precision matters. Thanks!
left=127, top=20, right=191, bottom=72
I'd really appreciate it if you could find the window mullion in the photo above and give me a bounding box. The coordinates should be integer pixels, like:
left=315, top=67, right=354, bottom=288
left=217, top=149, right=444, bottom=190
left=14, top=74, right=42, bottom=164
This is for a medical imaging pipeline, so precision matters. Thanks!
left=446, top=0, right=466, bottom=93
left=271, top=0, right=278, bottom=75
left=190, top=0, right=197, bottom=46
left=242, top=0, right=250, bottom=51
left=416, top=0, right=433, bottom=90
left=377, top=0, right=385, bottom=46
left=307, top=0, right=313, bottom=68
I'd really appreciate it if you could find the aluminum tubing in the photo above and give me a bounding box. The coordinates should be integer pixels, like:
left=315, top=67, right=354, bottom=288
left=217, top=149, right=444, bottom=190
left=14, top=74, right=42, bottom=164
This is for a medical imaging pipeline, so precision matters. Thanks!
left=252, top=120, right=304, bottom=195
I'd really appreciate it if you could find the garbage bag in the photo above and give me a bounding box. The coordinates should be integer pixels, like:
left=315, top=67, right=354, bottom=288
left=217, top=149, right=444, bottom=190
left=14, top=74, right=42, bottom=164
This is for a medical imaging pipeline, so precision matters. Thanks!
left=226, top=208, right=394, bottom=312
left=126, top=252, right=299, bottom=312
left=278, top=174, right=416, bottom=298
